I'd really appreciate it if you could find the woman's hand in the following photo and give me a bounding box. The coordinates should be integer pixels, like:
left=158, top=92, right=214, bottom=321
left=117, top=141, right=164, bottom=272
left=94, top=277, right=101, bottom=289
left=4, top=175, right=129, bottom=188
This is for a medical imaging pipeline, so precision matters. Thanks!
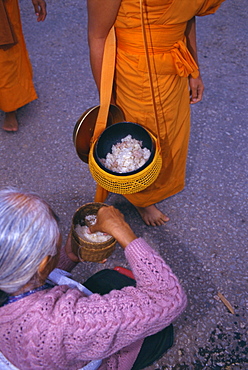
left=32, top=0, right=47, bottom=22
left=65, top=232, right=80, bottom=262
left=89, top=206, right=137, bottom=248
left=189, top=74, right=204, bottom=104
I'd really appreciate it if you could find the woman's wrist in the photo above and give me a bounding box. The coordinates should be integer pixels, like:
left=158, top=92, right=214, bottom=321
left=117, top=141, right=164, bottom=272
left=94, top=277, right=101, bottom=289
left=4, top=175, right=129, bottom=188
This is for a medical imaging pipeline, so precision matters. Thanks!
left=110, top=224, right=137, bottom=249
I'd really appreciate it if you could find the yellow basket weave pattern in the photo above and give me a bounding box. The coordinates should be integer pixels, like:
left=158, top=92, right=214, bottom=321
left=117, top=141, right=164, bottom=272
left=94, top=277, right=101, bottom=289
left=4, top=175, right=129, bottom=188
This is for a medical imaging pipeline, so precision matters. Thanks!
left=88, top=135, right=162, bottom=194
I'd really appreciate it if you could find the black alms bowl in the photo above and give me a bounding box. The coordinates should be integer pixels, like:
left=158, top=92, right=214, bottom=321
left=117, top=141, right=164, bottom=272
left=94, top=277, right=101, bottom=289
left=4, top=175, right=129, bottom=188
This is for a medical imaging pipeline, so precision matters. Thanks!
left=94, top=122, right=155, bottom=176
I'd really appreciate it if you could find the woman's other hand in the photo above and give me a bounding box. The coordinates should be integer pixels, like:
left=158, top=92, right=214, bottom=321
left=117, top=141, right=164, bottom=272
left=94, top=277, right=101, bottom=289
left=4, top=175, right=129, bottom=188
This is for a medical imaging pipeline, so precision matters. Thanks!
left=32, top=0, right=47, bottom=22
left=89, top=206, right=137, bottom=248
left=65, top=232, right=80, bottom=262
left=189, top=74, right=204, bottom=104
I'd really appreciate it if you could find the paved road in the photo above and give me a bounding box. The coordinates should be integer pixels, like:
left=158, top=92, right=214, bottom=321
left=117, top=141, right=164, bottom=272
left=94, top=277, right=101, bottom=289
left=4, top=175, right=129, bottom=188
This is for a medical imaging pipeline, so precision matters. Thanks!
left=0, top=0, right=247, bottom=368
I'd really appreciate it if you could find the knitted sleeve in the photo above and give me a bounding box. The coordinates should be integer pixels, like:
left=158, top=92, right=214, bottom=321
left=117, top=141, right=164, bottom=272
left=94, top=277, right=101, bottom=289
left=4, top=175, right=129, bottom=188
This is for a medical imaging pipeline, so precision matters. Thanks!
left=60, top=238, right=187, bottom=361
left=125, top=238, right=187, bottom=329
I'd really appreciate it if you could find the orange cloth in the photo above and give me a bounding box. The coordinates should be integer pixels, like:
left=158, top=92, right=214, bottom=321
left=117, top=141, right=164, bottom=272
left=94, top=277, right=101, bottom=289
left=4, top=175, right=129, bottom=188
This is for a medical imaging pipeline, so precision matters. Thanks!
left=103, top=0, right=225, bottom=207
left=0, top=0, right=17, bottom=49
left=0, top=0, right=37, bottom=112
left=95, top=185, right=109, bottom=203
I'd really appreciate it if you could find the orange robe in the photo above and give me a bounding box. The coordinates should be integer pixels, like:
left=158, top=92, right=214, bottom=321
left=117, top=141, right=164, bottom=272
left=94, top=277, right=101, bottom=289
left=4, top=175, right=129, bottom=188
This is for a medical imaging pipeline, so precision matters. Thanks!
left=108, top=0, right=225, bottom=207
left=0, top=0, right=37, bottom=112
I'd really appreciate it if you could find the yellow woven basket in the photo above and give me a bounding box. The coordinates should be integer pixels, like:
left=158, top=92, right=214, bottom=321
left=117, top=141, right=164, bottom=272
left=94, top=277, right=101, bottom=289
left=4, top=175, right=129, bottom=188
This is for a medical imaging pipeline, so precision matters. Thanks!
left=88, top=131, right=162, bottom=194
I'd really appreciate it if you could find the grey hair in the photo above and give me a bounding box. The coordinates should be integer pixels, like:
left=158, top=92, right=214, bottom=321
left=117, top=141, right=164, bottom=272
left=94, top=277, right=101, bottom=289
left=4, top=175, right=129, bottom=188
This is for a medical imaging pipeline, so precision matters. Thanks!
left=0, top=187, right=60, bottom=293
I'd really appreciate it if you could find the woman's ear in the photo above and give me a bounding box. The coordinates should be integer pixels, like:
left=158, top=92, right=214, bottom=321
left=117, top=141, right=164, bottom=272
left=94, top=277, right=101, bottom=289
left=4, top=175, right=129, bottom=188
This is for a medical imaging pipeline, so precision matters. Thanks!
left=38, top=237, right=61, bottom=280
left=38, top=255, right=52, bottom=278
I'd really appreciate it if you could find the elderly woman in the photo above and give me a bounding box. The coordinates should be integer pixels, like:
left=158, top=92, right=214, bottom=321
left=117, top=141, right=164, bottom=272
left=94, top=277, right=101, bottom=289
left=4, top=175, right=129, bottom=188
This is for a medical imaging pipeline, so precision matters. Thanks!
left=0, top=188, right=187, bottom=370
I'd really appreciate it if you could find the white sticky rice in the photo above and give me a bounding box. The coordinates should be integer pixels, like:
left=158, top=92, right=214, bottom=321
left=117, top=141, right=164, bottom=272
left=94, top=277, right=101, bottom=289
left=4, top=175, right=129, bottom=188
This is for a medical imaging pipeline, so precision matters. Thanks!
left=101, top=134, right=151, bottom=173
left=75, top=214, right=112, bottom=243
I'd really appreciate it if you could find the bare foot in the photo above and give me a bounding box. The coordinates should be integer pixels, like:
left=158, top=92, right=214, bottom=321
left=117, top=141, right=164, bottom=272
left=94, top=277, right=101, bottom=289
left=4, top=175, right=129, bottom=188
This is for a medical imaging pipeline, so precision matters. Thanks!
left=2, top=111, right=18, bottom=132
left=135, top=204, right=169, bottom=226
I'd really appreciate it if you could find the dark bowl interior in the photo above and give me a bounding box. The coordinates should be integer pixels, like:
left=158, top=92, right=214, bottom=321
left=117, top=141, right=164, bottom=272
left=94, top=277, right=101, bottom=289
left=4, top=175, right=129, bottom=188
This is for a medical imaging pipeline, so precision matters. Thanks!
left=94, top=122, right=155, bottom=176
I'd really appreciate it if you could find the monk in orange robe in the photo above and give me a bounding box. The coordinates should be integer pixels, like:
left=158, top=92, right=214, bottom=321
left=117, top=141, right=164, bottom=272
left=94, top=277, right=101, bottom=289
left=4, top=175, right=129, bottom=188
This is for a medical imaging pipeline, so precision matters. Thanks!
left=87, top=0, right=226, bottom=226
left=0, top=0, right=47, bottom=132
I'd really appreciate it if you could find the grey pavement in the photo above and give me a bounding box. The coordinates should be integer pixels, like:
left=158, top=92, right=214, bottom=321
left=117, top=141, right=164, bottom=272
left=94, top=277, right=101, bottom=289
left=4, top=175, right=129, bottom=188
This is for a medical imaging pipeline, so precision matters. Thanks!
left=0, top=0, right=247, bottom=369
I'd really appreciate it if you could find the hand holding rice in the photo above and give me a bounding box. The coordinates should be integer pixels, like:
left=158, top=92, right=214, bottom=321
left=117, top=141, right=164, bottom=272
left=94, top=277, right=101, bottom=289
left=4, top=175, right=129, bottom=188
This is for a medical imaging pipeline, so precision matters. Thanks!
left=75, top=214, right=112, bottom=243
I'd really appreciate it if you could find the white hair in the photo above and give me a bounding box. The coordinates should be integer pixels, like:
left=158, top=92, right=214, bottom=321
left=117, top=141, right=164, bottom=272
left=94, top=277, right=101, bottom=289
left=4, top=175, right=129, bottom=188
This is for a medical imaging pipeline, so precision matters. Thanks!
left=0, top=188, right=60, bottom=293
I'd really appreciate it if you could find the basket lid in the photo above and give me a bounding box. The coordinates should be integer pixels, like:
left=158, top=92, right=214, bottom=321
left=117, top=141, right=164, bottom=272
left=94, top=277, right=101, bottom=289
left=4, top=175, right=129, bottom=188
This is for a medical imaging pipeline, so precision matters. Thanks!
left=73, top=104, right=125, bottom=163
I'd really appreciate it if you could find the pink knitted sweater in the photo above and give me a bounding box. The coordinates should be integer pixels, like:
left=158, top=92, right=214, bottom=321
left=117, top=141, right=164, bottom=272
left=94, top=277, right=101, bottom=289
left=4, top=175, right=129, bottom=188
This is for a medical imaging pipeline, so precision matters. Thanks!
left=0, top=238, right=187, bottom=370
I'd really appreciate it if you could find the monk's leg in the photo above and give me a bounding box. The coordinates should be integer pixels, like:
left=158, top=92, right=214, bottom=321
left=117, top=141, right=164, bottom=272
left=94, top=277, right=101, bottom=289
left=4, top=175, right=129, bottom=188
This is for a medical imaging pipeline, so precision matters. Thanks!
left=135, top=204, right=169, bottom=227
left=2, top=111, right=18, bottom=132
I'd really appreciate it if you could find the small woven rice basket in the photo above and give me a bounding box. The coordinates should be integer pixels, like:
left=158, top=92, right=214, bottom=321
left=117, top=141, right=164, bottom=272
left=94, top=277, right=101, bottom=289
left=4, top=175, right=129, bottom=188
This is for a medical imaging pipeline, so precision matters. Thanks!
left=71, top=203, right=116, bottom=262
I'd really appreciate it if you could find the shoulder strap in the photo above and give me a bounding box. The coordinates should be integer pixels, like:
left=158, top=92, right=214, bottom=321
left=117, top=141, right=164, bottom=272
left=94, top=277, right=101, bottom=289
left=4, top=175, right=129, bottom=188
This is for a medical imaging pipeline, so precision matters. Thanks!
left=140, top=0, right=162, bottom=144
left=92, top=27, right=116, bottom=142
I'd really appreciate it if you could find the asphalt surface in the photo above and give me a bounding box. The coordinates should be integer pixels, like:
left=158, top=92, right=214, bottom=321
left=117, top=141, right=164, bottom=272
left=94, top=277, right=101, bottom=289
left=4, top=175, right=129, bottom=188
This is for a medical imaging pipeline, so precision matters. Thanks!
left=0, top=0, right=247, bottom=369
